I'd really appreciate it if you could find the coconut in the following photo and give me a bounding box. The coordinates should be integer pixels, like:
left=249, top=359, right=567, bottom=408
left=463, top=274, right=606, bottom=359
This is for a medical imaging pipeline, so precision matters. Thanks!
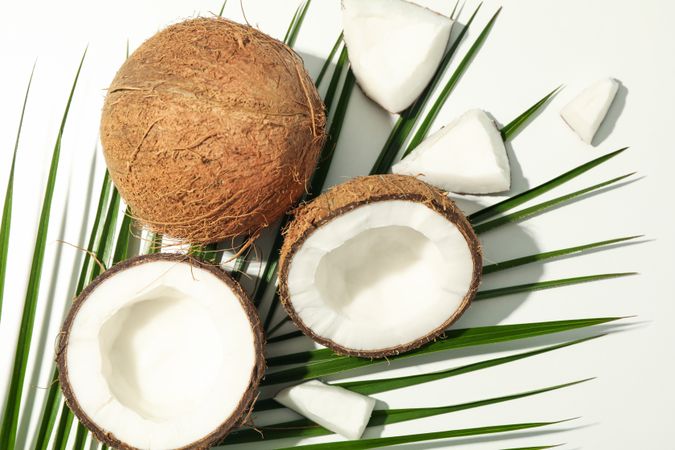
left=560, top=77, right=620, bottom=145
left=392, top=109, right=511, bottom=194
left=341, top=0, right=453, bottom=113
left=56, top=254, right=264, bottom=450
left=278, top=174, right=482, bottom=358
left=100, top=18, right=326, bottom=244
left=274, top=380, right=376, bottom=440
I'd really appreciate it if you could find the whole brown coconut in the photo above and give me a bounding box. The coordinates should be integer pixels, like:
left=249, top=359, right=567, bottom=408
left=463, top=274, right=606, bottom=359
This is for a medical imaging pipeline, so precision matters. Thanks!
left=279, top=174, right=482, bottom=358
left=101, top=18, right=326, bottom=243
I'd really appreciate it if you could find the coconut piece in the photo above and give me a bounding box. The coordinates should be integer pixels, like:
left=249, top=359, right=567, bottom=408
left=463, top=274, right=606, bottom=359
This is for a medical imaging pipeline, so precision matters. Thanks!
left=57, top=254, right=264, bottom=450
left=279, top=174, right=482, bottom=358
left=392, top=109, right=510, bottom=194
left=560, top=78, right=620, bottom=144
left=274, top=380, right=376, bottom=439
left=100, top=18, right=326, bottom=244
left=342, top=0, right=453, bottom=113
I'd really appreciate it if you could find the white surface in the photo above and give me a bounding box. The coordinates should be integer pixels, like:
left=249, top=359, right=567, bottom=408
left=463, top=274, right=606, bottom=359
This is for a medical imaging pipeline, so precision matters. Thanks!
left=66, top=259, right=257, bottom=449
left=274, top=380, right=376, bottom=440
left=342, top=0, right=453, bottom=112
left=393, top=109, right=511, bottom=193
left=287, top=200, right=474, bottom=351
left=0, top=0, right=672, bottom=449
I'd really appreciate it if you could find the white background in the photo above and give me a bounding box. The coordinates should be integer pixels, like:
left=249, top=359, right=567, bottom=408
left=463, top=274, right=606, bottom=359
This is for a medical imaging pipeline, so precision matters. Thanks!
left=0, top=0, right=673, bottom=448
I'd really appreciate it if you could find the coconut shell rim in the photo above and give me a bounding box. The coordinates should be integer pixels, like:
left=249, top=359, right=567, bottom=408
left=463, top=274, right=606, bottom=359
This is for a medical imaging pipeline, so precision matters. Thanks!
left=278, top=183, right=483, bottom=359
left=56, top=253, right=265, bottom=450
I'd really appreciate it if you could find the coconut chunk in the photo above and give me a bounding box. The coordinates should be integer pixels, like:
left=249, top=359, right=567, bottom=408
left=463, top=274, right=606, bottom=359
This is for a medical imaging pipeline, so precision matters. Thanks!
left=57, top=254, right=264, bottom=450
left=561, top=77, right=620, bottom=144
left=279, top=175, right=481, bottom=358
left=275, top=380, right=376, bottom=439
left=342, top=0, right=453, bottom=113
left=392, top=109, right=510, bottom=194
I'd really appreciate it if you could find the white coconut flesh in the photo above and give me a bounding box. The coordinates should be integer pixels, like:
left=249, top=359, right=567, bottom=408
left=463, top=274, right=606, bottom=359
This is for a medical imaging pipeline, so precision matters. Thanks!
left=286, top=200, right=475, bottom=352
left=274, top=380, right=376, bottom=440
left=561, top=77, right=620, bottom=144
left=392, top=109, right=511, bottom=194
left=342, top=0, right=453, bottom=113
left=63, top=259, right=258, bottom=450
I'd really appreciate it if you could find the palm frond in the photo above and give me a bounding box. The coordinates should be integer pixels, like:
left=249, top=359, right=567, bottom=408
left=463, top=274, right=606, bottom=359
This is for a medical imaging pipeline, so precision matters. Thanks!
left=218, top=0, right=227, bottom=17
left=482, top=236, right=641, bottom=274
left=277, top=420, right=569, bottom=450
left=315, top=33, right=343, bottom=87
left=228, top=380, right=587, bottom=443
left=473, top=172, right=635, bottom=234
left=284, top=0, right=312, bottom=47
left=370, top=3, right=483, bottom=174
left=263, top=71, right=356, bottom=332
left=0, top=64, right=35, bottom=324
left=0, top=49, right=86, bottom=450
left=33, top=169, right=115, bottom=450
left=476, top=273, right=636, bottom=300
left=501, top=86, right=562, bottom=141
left=264, top=317, right=620, bottom=383
left=469, top=147, right=628, bottom=224
left=254, top=336, right=599, bottom=412
left=404, top=7, right=502, bottom=155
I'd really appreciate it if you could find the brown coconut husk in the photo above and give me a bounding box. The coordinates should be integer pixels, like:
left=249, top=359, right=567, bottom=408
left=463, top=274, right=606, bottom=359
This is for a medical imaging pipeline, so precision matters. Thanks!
left=100, top=18, right=326, bottom=245
left=278, top=174, right=482, bottom=358
left=56, top=253, right=265, bottom=450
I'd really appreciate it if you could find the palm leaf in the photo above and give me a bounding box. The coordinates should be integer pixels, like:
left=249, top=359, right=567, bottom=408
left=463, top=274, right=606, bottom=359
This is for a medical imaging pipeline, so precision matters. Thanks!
left=0, top=64, right=35, bottom=324
left=469, top=147, right=628, bottom=224
left=403, top=7, right=502, bottom=155
left=262, top=65, right=356, bottom=329
left=0, top=49, right=86, bottom=450
left=254, top=336, right=599, bottom=413
left=501, top=446, right=562, bottom=450
left=473, top=172, right=635, bottom=234
left=482, top=236, right=641, bottom=274
left=277, top=420, right=568, bottom=450
left=284, top=0, right=312, bottom=47
left=315, top=33, right=343, bottom=87
left=500, top=86, right=562, bottom=141
left=51, top=406, right=74, bottom=450
left=218, top=0, right=227, bottom=17
left=370, top=3, right=483, bottom=174
left=476, top=273, right=636, bottom=300
left=263, top=317, right=620, bottom=384
left=33, top=170, right=114, bottom=450
left=228, top=380, right=587, bottom=443
left=112, top=207, right=132, bottom=264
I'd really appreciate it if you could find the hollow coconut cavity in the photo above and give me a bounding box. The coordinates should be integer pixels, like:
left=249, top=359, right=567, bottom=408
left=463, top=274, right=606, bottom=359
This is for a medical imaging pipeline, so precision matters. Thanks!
left=100, top=18, right=326, bottom=244
left=279, top=175, right=482, bottom=357
left=57, top=254, right=264, bottom=450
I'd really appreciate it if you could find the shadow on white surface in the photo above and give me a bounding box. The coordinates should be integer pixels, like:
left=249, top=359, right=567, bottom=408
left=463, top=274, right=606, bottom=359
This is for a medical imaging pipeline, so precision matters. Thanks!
left=593, top=81, right=628, bottom=147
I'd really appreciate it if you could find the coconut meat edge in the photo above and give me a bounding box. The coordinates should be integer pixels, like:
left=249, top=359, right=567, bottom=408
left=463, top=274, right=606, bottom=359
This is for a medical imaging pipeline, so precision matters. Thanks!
left=65, top=260, right=256, bottom=449
left=287, top=199, right=474, bottom=351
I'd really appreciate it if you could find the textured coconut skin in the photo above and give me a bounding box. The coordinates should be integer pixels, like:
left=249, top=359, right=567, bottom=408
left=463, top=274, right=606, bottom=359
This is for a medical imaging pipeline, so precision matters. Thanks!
left=101, top=18, right=326, bottom=244
left=56, top=253, right=265, bottom=450
left=279, top=174, right=482, bottom=358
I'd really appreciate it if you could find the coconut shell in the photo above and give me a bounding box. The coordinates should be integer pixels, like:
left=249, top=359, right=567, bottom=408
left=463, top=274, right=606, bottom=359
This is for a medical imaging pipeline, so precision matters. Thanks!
left=100, top=18, right=326, bottom=244
left=278, top=174, right=482, bottom=358
left=56, top=253, right=265, bottom=450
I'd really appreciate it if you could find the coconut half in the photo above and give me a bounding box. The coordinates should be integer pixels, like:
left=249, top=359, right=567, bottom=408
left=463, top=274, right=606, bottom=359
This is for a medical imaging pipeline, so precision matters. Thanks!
left=57, top=254, right=264, bottom=450
left=392, top=109, right=511, bottom=194
left=342, top=0, right=453, bottom=113
left=279, top=175, right=482, bottom=357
